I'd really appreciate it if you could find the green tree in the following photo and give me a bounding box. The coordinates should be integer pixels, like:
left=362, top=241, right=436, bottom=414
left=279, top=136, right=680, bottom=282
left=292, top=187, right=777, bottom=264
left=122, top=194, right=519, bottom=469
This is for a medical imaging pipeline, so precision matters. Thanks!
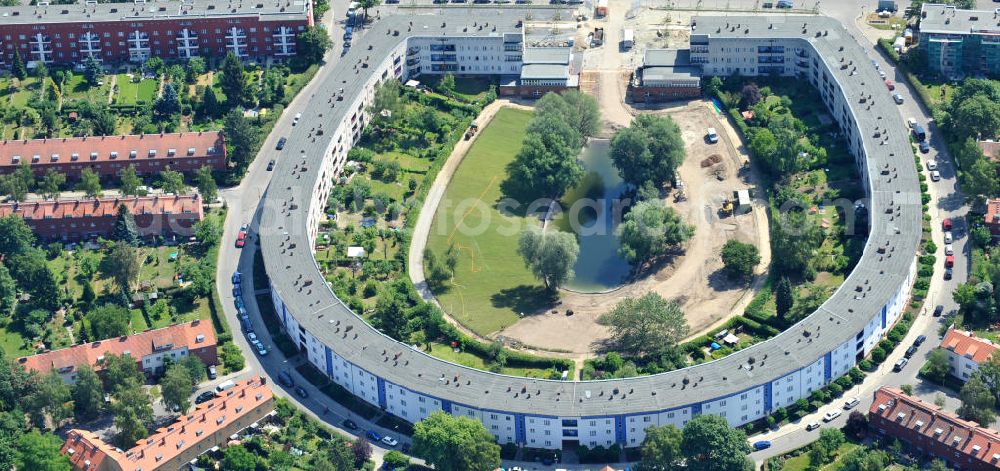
left=158, top=168, right=187, bottom=195
left=15, top=430, right=70, bottom=471
left=76, top=167, right=102, bottom=198
left=24, top=369, right=71, bottom=427
left=720, top=239, right=760, bottom=281
left=109, top=381, right=153, bottom=448
left=619, top=200, right=694, bottom=267
left=516, top=226, right=579, bottom=291
left=609, top=113, right=685, bottom=187
left=186, top=57, right=206, bottom=83
left=681, top=414, right=752, bottom=471
left=599, top=292, right=689, bottom=358
left=200, top=86, right=221, bottom=119
left=371, top=289, right=409, bottom=340
left=91, top=107, right=117, bottom=136
left=1, top=162, right=36, bottom=202
left=161, top=363, right=194, bottom=413
left=412, top=411, right=501, bottom=471
left=0, top=215, right=35, bottom=258
left=194, top=217, right=223, bottom=247
left=83, top=56, right=103, bottom=86
left=958, top=375, right=996, bottom=425
left=143, top=57, right=165, bottom=76
left=11, top=50, right=27, bottom=80
left=775, top=276, right=794, bottom=320
left=112, top=204, right=140, bottom=246
left=383, top=450, right=409, bottom=470
left=194, top=166, right=217, bottom=203
left=771, top=210, right=823, bottom=278
left=224, top=109, right=262, bottom=169
left=951, top=94, right=1000, bottom=141
left=72, top=364, right=104, bottom=422
left=0, top=264, right=16, bottom=318
left=8, top=249, right=60, bottom=310
left=503, top=128, right=583, bottom=202
left=975, top=356, right=1000, bottom=402
left=153, top=82, right=181, bottom=120
left=220, top=342, right=245, bottom=372
left=352, top=437, right=373, bottom=467
left=813, top=428, right=845, bottom=463
left=220, top=52, right=250, bottom=109
left=438, top=73, right=456, bottom=96
left=639, top=424, right=683, bottom=470
left=222, top=444, right=258, bottom=471
left=838, top=447, right=890, bottom=471
left=297, top=26, right=333, bottom=64
left=105, top=241, right=142, bottom=295
left=87, top=303, right=131, bottom=340
left=924, top=348, right=953, bottom=384
left=39, top=169, right=65, bottom=200
left=103, top=353, right=144, bottom=392
left=80, top=280, right=96, bottom=309
left=120, top=165, right=142, bottom=197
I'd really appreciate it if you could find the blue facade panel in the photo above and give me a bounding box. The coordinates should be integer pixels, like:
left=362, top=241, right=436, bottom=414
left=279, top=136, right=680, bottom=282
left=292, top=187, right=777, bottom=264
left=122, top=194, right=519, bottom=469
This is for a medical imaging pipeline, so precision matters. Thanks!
left=377, top=378, right=387, bottom=409
left=881, top=305, right=887, bottom=330
left=823, top=351, right=832, bottom=382
left=692, top=403, right=702, bottom=416
left=442, top=400, right=453, bottom=414
left=515, top=414, right=526, bottom=443
left=763, top=382, right=772, bottom=412
left=325, top=346, right=334, bottom=377
left=615, top=416, right=626, bottom=444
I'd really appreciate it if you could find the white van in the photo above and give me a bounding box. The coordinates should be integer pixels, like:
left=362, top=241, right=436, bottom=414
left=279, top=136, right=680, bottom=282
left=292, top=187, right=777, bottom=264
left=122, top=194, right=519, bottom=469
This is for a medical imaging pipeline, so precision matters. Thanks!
left=216, top=380, right=236, bottom=393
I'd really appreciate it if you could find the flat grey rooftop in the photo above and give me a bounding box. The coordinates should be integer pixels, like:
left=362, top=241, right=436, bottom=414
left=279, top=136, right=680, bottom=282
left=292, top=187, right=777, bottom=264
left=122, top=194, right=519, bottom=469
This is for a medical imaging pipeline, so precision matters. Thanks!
left=521, top=63, right=569, bottom=79
left=260, top=12, right=921, bottom=418
left=523, top=47, right=572, bottom=65
left=643, top=48, right=691, bottom=67
left=0, top=0, right=310, bottom=25
left=641, top=66, right=701, bottom=82
left=919, top=3, right=1000, bottom=35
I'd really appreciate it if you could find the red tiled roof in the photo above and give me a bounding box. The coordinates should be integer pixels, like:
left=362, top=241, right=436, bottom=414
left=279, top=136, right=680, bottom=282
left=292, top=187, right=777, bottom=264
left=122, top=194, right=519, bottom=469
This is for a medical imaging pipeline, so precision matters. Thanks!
left=0, top=132, right=223, bottom=168
left=870, top=387, right=1000, bottom=467
left=980, top=140, right=1000, bottom=160
left=986, top=198, right=1000, bottom=227
left=62, top=376, right=274, bottom=471
left=18, top=320, right=216, bottom=375
left=941, top=327, right=998, bottom=364
left=0, top=194, right=202, bottom=221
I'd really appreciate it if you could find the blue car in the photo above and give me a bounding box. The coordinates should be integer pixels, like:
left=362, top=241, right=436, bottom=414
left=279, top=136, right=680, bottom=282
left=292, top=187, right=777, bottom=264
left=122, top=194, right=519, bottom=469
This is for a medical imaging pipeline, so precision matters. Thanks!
left=367, top=430, right=382, bottom=441
left=231, top=271, right=242, bottom=284
left=233, top=286, right=242, bottom=298
left=753, top=440, right=772, bottom=451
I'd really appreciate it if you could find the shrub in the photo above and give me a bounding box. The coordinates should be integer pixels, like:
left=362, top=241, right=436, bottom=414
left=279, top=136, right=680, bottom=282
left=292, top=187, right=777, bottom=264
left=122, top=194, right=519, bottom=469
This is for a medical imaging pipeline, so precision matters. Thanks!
left=827, top=382, right=843, bottom=396
left=859, top=359, right=874, bottom=371
left=849, top=367, right=865, bottom=383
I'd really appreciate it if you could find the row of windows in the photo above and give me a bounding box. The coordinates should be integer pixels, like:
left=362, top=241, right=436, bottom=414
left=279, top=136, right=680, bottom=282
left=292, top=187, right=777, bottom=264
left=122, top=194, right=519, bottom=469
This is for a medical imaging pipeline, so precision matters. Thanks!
left=4, top=25, right=303, bottom=41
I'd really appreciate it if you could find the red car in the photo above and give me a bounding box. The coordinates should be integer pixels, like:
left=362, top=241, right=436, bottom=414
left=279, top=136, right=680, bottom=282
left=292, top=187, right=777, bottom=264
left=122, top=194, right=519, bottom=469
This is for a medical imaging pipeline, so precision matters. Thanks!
left=885, top=80, right=895, bottom=91
left=945, top=255, right=954, bottom=268
left=942, top=218, right=952, bottom=231
left=235, top=224, right=248, bottom=248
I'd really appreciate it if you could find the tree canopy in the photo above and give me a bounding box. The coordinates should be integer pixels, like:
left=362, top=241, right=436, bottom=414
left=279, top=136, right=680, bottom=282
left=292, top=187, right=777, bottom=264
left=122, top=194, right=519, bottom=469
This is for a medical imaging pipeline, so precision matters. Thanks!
left=720, top=239, right=760, bottom=281
left=87, top=304, right=131, bottom=341
left=618, top=200, right=694, bottom=267
left=412, top=411, right=501, bottom=471
left=771, top=209, right=823, bottom=279
left=516, top=226, right=579, bottom=291
left=609, top=114, right=685, bottom=188
left=297, top=26, right=332, bottom=64
left=220, top=52, right=250, bottom=109
left=680, top=414, right=752, bottom=471
left=639, top=424, right=683, bottom=470
left=112, top=204, right=140, bottom=246
left=599, top=292, right=689, bottom=358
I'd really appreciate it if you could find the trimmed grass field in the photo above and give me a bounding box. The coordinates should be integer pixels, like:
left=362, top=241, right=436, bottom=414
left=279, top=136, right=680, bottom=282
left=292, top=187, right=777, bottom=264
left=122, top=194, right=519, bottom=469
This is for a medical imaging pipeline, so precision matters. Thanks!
left=425, top=107, right=550, bottom=336
left=114, top=74, right=159, bottom=105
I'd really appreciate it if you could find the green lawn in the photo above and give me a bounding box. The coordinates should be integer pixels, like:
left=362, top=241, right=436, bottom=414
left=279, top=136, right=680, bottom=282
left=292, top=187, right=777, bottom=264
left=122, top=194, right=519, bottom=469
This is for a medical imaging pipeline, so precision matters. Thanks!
left=780, top=442, right=861, bottom=471
left=425, top=107, right=548, bottom=336
left=114, top=74, right=159, bottom=105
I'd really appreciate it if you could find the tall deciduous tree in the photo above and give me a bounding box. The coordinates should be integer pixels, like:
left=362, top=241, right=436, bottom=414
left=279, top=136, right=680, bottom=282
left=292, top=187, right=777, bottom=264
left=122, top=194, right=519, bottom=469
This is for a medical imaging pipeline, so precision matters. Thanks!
left=39, top=169, right=65, bottom=200
left=619, top=200, right=694, bottom=267
left=775, top=276, right=794, bottom=320
left=76, top=168, right=102, bottom=198
left=503, top=124, right=583, bottom=202
left=0, top=264, right=15, bottom=318
left=87, top=304, right=131, bottom=340
left=516, top=226, right=579, bottom=291
left=112, top=204, right=140, bottom=246
left=15, top=430, right=70, bottom=471
left=119, top=165, right=142, bottom=197
left=194, top=166, right=217, bottom=203
left=25, top=369, right=72, bottom=428
left=160, top=363, right=194, bottom=413
left=105, top=241, right=142, bottom=295
left=720, top=239, right=760, bottom=281
left=959, top=375, right=996, bottom=426
left=158, top=168, right=187, bottom=195
left=224, top=109, right=261, bottom=169
left=297, top=26, right=333, bottom=64
left=72, top=364, right=104, bottom=422
left=412, top=411, right=501, bottom=471
left=8, top=249, right=60, bottom=310
left=0, top=215, right=35, bottom=258
left=771, top=210, right=823, bottom=279
left=924, top=348, right=952, bottom=384
left=681, top=414, right=752, bottom=471
left=599, top=292, right=689, bottom=358
left=639, top=424, right=683, bottom=470
left=609, top=114, right=685, bottom=188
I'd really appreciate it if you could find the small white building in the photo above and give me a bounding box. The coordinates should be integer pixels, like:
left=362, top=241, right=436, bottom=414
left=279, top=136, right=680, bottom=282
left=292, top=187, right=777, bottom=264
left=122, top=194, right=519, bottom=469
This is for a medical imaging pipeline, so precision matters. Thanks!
left=347, top=246, right=366, bottom=258
left=940, top=327, right=998, bottom=381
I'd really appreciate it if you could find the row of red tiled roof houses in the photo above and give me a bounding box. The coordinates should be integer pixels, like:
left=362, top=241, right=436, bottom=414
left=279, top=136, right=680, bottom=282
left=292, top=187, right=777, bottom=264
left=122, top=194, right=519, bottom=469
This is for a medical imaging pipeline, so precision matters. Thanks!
left=0, top=132, right=224, bottom=241
left=61, top=376, right=274, bottom=471
left=866, top=327, right=1000, bottom=470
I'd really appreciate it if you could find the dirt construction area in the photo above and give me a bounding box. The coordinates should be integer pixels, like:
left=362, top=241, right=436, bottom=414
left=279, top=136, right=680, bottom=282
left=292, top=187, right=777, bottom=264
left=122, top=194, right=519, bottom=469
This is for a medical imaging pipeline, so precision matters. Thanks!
left=498, top=102, right=771, bottom=355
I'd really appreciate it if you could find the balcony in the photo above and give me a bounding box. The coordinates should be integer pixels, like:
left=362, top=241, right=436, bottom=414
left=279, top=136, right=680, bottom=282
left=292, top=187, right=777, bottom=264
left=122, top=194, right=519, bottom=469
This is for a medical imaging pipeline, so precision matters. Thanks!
left=407, top=46, right=420, bottom=56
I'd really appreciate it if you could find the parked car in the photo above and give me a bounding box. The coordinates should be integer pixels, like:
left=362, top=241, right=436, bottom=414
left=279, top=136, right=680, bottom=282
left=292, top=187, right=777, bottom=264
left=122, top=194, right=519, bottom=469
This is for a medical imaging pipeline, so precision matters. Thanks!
left=822, top=409, right=842, bottom=422
left=254, top=341, right=268, bottom=356
left=276, top=137, right=287, bottom=150
left=381, top=436, right=399, bottom=447
left=926, top=160, right=938, bottom=171
left=944, top=231, right=954, bottom=244
left=207, top=365, right=217, bottom=380
left=893, top=93, right=904, bottom=104
left=843, top=397, right=860, bottom=410
left=195, top=391, right=217, bottom=404
left=342, top=419, right=359, bottom=430
left=278, top=371, right=294, bottom=387
left=776, top=0, right=793, bottom=8
left=893, top=357, right=908, bottom=372
left=943, top=218, right=953, bottom=231
left=885, top=79, right=895, bottom=90
left=945, top=254, right=954, bottom=267
left=933, top=305, right=944, bottom=317
left=231, top=271, right=242, bottom=284
left=945, top=267, right=953, bottom=280
left=706, top=127, right=719, bottom=143
left=294, top=386, right=309, bottom=398
left=235, top=230, right=247, bottom=248
left=367, top=430, right=382, bottom=441
left=915, top=335, right=927, bottom=346
left=930, top=170, right=940, bottom=181
left=945, top=244, right=954, bottom=255
left=905, top=345, right=918, bottom=358
left=293, top=112, right=302, bottom=125
left=216, top=380, right=236, bottom=393
left=907, top=117, right=917, bottom=128
left=913, top=124, right=927, bottom=141
left=753, top=440, right=772, bottom=451
left=919, top=141, right=930, bottom=153
left=806, top=422, right=821, bottom=431
left=879, top=69, right=886, bottom=79
left=267, top=159, right=276, bottom=171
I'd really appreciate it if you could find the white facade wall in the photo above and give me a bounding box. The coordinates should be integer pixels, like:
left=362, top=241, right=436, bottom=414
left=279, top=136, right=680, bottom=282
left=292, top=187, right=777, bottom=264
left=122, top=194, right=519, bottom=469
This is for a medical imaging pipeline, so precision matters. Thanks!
left=701, top=385, right=767, bottom=427
left=384, top=382, right=441, bottom=423
left=480, top=410, right=518, bottom=444
left=946, top=350, right=983, bottom=381
left=577, top=417, right=616, bottom=448
left=524, top=416, right=561, bottom=449
left=829, top=338, right=855, bottom=380
left=407, top=35, right=522, bottom=75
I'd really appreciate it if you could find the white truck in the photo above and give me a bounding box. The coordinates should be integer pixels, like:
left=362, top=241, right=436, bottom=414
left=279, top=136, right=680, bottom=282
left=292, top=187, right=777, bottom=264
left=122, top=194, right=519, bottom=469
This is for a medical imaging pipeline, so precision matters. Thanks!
left=622, top=29, right=634, bottom=50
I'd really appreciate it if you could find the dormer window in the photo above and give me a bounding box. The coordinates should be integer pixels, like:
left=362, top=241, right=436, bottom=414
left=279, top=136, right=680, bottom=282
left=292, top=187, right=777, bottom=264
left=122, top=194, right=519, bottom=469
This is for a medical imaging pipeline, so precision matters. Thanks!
left=187, top=147, right=196, bottom=156
left=50, top=154, right=59, bottom=162
left=90, top=152, right=98, bottom=160
left=148, top=150, right=156, bottom=158
left=32, top=155, right=40, bottom=163
left=110, top=151, right=118, bottom=159
left=71, top=153, right=79, bottom=161
left=11, top=155, right=20, bottom=164
left=207, top=147, right=216, bottom=154
left=129, top=150, right=137, bottom=158
left=167, top=148, right=176, bottom=156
